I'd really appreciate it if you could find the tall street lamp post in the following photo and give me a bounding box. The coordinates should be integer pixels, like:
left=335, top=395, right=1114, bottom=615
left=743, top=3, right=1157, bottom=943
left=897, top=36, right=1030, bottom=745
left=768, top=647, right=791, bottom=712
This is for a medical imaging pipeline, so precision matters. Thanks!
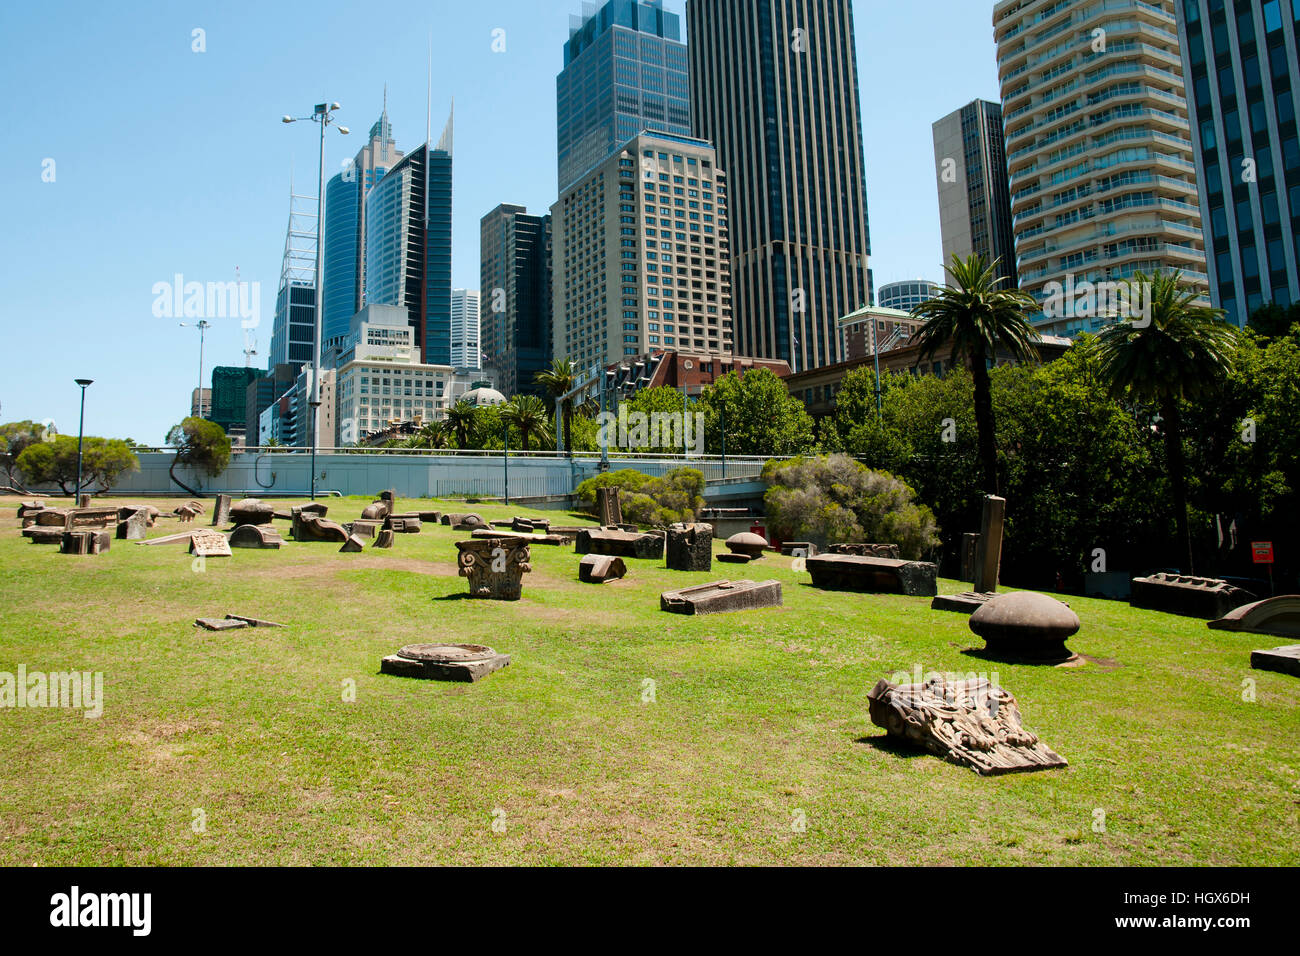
left=180, top=319, right=211, bottom=417
left=283, top=103, right=348, bottom=500
left=74, top=378, right=93, bottom=503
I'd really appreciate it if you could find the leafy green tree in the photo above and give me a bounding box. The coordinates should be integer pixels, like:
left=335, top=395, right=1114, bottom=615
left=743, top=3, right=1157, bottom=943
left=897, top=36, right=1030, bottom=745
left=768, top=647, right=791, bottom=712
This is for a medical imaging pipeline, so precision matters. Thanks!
left=1247, top=301, right=1300, bottom=339
left=575, top=467, right=705, bottom=527
left=761, top=453, right=940, bottom=558
left=911, top=253, right=1039, bottom=495
left=1094, top=271, right=1241, bottom=572
left=535, top=358, right=579, bottom=453
left=444, top=400, right=477, bottom=448
left=0, top=421, right=50, bottom=490
left=501, top=394, right=552, bottom=451
left=165, top=417, right=231, bottom=496
left=697, top=367, right=816, bottom=457
left=16, top=434, right=139, bottom=494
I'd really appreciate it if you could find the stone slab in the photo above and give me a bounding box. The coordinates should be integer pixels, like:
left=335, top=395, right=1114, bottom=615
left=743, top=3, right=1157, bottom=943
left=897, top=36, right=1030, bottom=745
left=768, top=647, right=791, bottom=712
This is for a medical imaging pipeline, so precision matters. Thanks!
left=225, top=614, right=285, bottom=628
left=23, top=527, right=64, bottom=545
left=211, top=493, right=232, bottom=527
left=1250, top=645, right=1300, bottom=677
left=575, top=528, right=665, bottom=560
left=189, top=529, right=232, bottom=557
left=195, top=617, right=249, bottom=631
left=381, top=643, right=510, bottom=682
left=931, top=591, right=994, bottom=614
left=579, top=553, right=627, bottom=583
left=660, top=579, right=783, bottom=615
left=806, top=554, right=938, bottom=597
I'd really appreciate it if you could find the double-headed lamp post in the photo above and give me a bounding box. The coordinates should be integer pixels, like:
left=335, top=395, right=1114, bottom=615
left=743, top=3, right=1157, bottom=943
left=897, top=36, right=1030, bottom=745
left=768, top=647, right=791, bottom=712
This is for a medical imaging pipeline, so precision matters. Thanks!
left=74, top=379, right=93, bottom=502
left=283, top=103, right=348, bottom=500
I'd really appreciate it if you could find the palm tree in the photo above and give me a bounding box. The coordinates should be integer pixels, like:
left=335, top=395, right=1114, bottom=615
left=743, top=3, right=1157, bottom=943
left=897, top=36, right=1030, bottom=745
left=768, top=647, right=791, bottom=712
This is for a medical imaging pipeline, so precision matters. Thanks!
left=444, top=399, right=477, bottom=449
left=535, top=358, right=578, bottom=454
left=405, top=420, right=449, bottom=450
left=1094, top=270, right=1240, bottom=573
left=911, top=253, right=1039, bottom=495
left=500, top=394, right=551, bottom=451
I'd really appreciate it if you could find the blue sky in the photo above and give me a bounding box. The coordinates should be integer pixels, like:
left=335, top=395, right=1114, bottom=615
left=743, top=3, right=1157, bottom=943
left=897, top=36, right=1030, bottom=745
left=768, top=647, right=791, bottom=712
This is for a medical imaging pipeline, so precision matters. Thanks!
left=0, top=0, right=999, bottom=444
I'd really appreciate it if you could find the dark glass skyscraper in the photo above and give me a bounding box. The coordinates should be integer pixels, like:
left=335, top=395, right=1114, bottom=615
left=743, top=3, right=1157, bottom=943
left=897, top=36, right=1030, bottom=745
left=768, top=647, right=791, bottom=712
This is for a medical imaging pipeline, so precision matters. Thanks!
left=932, top=99, right=1017, bottom=285
left=687, top=0, right=873, bottom=372
left=480, top=204, right=553, bottom=397
left=1179, top=0, right=1300, bottom=324
left=556, top=0, right=691, bottom=193
left=365, top=113, right=454, bottom=365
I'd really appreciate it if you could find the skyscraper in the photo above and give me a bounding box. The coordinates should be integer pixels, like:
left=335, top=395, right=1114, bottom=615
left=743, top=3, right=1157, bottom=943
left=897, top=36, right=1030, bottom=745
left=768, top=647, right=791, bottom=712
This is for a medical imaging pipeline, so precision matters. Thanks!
left=994, top=0, right=1207, bottom=336
left=1178, top=0, right=1300, bottom=325
left=267, top=184, right=318, bottom=370
left=321, top=99, right=404, bottom=354
left=480, top=204, right=553, bottom=397
left=551, top=131, right=733, bottom=370
left=556, top=0, right=692, bottom=193
left=932, top=99, right=1018, bottom=283
left=450, top=289, right=481, bottom=370
left=364, top=111, right=454, bottom=365
left=687, top=0, right=873, bottom=372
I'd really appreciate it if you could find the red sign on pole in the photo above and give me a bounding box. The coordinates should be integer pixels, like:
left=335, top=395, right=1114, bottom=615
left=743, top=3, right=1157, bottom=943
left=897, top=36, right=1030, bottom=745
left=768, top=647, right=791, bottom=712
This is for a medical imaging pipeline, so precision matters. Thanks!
left=1251, top=541, right=1274, bottom=565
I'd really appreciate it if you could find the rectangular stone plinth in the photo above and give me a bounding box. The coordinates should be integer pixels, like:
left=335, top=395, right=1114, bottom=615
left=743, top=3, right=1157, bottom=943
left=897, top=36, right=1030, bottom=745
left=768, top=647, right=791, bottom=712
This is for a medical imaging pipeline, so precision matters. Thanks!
left=23, top=528, right=64, bottom=545
left=471, top=529, right=575, bottom=546
left=64, top=508, right=119, bottom=531
left=806, top=554, right=937, bottom=597
left=665, top=523, right=713, bottom=572
left=1250, top=645, right=1300, bottom=677
left=60, top=530, right=112, bottom=554
left=1130, top=573, right=1255, bottom=620
left=576, top=528, right=664, bottom=560
left=660, top=579, right=783, bottom=615
left=931, top=591, right=994, bottom=614
left=380, top=652, right=510, bottom=682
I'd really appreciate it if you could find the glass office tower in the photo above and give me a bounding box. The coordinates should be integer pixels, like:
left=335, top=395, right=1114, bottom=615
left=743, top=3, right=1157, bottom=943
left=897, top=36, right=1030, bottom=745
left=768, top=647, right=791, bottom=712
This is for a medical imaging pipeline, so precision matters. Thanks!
left=364, top=112, right=454, bottom=366
left=480, top=204, right=553, bottom=398
left=687, top=0, right=873, bottom=372
left=1179, top=0, right=1300, bottom=325
left=556, top=0, right=691, bottom=193
left=321, top=105, right=404, bottom=354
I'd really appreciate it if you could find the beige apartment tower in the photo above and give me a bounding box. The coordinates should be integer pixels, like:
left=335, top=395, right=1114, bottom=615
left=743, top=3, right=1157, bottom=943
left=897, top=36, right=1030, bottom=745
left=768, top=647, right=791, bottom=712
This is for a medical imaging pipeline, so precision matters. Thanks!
left=551, top=132, right=733, bottom=369
left=993, top=0, right=1208, bottom=335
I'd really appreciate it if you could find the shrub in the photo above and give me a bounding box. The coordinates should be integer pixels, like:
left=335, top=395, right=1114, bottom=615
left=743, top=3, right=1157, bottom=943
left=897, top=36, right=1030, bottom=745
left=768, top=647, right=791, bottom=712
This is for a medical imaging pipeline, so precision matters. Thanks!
left=576, top=467, right=705, bottom=527
left=762, top=453, right=940, bottom=558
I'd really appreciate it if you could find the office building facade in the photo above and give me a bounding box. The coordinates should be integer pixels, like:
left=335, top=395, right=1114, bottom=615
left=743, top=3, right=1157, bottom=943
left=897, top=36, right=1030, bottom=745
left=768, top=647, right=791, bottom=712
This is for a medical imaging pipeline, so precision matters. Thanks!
left=557, top=0, right=691, bottom=194
left=450, top=289, right=481, bottom=370
left=994, top=0, right=1208, bottom=335
left=321, top=104, right=405, bottom=354
left=480, top=204, right=553, bottom=397
left=932, top=99, right=1019, bottom=282
left=687, top=0, right=873, bottom=373
left=551, top=131, right=733, bottom=370
left=364, top=113, right=454, bottom=366
left=1179, top=0, right=1300, bottom=325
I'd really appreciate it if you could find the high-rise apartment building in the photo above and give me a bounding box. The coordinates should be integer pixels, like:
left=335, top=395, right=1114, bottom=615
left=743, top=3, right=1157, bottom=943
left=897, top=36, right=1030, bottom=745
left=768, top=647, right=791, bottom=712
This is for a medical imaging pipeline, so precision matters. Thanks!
left=321, top=102, right=404, bottom=354
left=994, top=0, right=1208, bottom=336
left=876, top=279, right=942, bottom=313
left=932, top=99, right=1019, bottom=283
left=556, top=0, right=691, bottom=194
left=551, top=131, right=733, bottom=369
left=1179, top=0, right=1300, bottom=325
left=364, top=112, right=454, bottom=365
left=480, top=204, right=553, bottom=398
left=450, top=289, right=481, bottom=369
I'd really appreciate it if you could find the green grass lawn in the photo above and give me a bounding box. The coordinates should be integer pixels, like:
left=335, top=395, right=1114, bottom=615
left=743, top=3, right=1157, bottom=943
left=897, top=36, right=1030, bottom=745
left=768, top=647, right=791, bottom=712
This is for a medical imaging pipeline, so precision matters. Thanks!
left=1, top=494, right=1296, bottom=865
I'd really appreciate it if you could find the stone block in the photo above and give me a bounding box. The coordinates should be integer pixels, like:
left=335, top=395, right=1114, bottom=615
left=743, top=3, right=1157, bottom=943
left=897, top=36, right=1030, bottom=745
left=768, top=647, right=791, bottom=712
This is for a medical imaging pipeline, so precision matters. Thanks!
left=385, top=516, right=423, bottom=534
left=666, top=522, right=713, bottom=572
left=229, top=524, right=283, bottom=549
left=579, top=553, right=627, bottom=583
left=116, top=509, right=151, bottom=541
left=372, top=529, right=395, bottom=549
left=189, top=529, right=232, bottom=557
left=23, top=527, right=63, bottom=545
left=660, top=579, right=783, bottom=615
left=1250, top=645, right=1300, bottom=677
left=806, top=554, right=937, bottom=597
left=381, top=643, right=510, bottom=682
left=60, top=530, right=111, bottom=555
left=292, top=512, right=349, bottom=543
left=230, top=498, right=275, bottom=526
left=1130, top=573, right=1255, bottom=620
left=339, top=534, right=366, bottom=553
left=575, top=528, right=664, bottom=560
left=211, top=494, right=232, bottom=527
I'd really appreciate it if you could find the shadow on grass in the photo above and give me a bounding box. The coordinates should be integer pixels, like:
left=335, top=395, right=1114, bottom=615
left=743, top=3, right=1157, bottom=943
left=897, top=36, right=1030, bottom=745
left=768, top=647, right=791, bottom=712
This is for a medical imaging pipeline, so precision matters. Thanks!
left=854, top=734, right=926, bottom=759
left=433, top=592, right=474, bottom=602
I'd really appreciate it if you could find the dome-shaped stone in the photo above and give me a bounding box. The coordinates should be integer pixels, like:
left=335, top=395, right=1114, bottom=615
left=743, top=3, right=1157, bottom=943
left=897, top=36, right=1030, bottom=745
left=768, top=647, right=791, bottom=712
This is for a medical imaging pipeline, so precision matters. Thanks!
left=726, top=531, right=768, bottom=558
left=461, top=385, right=506, bottom=407
left=969, top=591, right=1080, bottom=663
left=229, top=497, right=275, bottom=526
